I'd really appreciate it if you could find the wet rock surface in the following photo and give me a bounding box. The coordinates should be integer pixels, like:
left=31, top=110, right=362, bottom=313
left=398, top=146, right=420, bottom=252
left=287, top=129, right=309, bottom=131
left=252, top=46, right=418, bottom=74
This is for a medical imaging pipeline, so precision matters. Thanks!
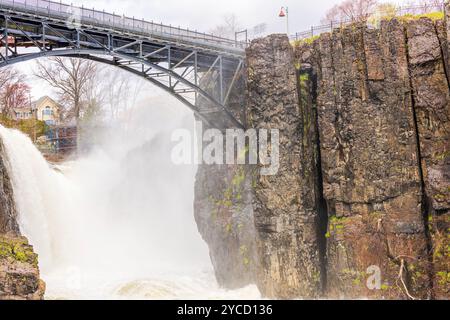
left=193, top=13, right=449, bottom=299
left=246, top=34, right=323, bottom=299
left=311, top=20, right=430, bottom=299
left=194, top=164, right=257, bottom=288
left=0, top=235, right=45, bottom=300
left=193, top=65, right=258, bottom=289
left=243, top=15, right=449, bottom=299
left=407, top=16, right=450, bottom=299
left=0, top=137, right=45, bottom=300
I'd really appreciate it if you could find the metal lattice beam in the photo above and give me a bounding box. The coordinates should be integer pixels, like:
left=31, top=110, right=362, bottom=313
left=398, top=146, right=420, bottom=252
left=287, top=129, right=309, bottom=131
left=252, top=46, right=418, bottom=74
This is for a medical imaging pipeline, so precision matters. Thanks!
left=0, top=2, right=246, bottom=129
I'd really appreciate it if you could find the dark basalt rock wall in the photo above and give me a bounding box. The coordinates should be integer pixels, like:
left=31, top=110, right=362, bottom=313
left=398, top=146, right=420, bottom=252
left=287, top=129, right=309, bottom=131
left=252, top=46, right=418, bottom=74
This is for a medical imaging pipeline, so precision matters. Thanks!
left=406, top=17, right=450, bottom=299
left=193, top=69, right=258, bottom=289
left=295, top=20, right=430, bottom=299
left=194, top=164, right=257, bottom=288
left=246, top=35, right=324, bottom=299
left=195, top=10, right=449, bottom=299
left=0, top=137, right=45, bottom=300
left=244, top=15, right=449, bottom=299
left=0, top=138, right=19, bottom=235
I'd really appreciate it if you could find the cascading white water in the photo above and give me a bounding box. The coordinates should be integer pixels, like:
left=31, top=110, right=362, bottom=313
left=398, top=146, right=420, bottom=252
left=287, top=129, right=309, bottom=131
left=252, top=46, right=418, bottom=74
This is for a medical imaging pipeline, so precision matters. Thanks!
left=0, top=98, right=260, bottom=299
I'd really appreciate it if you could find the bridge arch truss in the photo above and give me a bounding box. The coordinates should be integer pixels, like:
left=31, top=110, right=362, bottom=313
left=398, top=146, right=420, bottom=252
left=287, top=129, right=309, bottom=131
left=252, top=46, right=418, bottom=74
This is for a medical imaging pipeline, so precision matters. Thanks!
left=0, top=0, right=246, bottom=128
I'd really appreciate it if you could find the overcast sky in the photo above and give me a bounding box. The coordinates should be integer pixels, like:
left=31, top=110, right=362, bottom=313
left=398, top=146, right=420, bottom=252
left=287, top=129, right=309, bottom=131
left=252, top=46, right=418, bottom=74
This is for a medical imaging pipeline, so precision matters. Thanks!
left=17, top=0, right=417, bottom=99
left=69, top=0, right=410, bottom=35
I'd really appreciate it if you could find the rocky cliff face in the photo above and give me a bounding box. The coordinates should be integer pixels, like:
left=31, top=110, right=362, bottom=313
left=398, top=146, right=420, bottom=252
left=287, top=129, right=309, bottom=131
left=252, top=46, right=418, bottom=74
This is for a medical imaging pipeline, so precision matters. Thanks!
left=244, top=14, right=449, bottom=299
left=0, top=137, right=45, bottom=300
left=193, top=66, right=258, bottom=288
left=192, top=10, right=449, bottom=299
left=246, top=35, right=324, bottom=298
left=407, top=17, right=450, bottom=299
left=296, top=20, right=431, bottom=299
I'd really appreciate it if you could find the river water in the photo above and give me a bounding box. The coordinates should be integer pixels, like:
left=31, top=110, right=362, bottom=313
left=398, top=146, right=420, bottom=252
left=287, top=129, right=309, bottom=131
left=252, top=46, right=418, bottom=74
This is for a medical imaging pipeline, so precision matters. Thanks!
left=0, top=105, right=260, bottom=299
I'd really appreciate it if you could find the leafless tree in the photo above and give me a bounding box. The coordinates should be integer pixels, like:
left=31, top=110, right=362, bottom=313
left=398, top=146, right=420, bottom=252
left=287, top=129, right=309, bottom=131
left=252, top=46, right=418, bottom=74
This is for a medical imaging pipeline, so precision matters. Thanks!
left=101, top=68, right=133, bottom=121
left=418, top=0, right=445, bottom=10
left=0, top=68, right=28, bottom=117
left=34, top=57, right=97, bottom=127
left=322, top=0, right=379, bottom=23
left=419, top=0, right=444, bottom=6
left=210, top=14, right=242, bottom=38
left=0, top=68, right=11, bottom=89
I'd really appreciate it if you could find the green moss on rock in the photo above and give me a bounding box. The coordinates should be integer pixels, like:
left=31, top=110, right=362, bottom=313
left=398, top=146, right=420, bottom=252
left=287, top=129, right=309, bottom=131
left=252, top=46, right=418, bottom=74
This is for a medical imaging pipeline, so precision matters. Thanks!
left=0, top=236, right=38, bottom=267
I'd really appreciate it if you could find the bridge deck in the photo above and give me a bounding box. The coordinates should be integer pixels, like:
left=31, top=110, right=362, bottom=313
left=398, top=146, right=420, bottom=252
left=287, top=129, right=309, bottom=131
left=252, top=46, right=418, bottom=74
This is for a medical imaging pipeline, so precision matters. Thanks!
left=0, top=0, right=246, bottom=58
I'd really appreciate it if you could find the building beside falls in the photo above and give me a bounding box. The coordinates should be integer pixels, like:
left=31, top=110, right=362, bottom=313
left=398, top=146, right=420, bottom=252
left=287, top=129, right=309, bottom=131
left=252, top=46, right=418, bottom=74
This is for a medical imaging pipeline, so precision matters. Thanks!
left=13, top=96, right=62, bottom=126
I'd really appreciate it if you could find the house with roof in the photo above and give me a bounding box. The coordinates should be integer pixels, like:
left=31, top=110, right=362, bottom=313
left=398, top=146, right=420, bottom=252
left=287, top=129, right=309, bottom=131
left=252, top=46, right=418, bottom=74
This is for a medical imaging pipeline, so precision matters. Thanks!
left=13, top=96, right=62, bottom=126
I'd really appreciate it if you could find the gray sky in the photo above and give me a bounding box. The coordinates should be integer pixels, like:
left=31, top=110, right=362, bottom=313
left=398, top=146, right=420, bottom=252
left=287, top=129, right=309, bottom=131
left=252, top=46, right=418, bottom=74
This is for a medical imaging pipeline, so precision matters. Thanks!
left=69, top=0, right=409, bottom=35
left=18, top=0, right=415, bottom=100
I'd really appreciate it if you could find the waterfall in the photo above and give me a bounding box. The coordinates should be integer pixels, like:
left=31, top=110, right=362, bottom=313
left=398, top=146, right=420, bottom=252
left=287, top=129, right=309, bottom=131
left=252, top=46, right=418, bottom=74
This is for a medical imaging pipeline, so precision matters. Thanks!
left=0, top=100, right=260, bottom=299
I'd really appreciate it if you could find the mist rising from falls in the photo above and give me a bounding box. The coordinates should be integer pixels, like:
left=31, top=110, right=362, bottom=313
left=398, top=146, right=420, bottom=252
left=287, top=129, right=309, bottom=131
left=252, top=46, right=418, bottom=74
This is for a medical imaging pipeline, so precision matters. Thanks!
left=0, top=98, right=260, bottom=299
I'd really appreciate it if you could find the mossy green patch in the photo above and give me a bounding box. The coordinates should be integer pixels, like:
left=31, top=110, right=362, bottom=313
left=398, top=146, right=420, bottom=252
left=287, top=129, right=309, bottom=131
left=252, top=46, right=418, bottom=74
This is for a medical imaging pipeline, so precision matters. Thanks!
left=380, top=283, right=391, bottom=291
left=0, top=236, right=38, bottom=267
left=434, top=150, right=450, bottom=161
left=436, top=271, right=450, bottom=286
left=292, top=35, right=320, bottom=47
left=299, top=73, right=309, bottom=84
left=434, top=194, right=446, bottom=201
left=328, top=215, right=348, bottom=235
left=0, top=115, right=47, bottom=141
left=398, top=11, right=444, bottom=22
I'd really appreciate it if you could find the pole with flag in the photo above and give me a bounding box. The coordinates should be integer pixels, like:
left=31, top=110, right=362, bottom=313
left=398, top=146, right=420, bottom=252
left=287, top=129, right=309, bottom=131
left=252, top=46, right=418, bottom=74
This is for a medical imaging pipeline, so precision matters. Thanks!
left=279, top=6, right=289, bottom=36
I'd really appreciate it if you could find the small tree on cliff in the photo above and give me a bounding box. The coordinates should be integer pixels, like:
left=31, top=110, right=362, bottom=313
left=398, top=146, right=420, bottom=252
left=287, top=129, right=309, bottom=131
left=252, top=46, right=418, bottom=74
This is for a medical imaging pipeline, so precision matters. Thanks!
left=210, top=14, right=242, bottom=38
left=322, top=0, right=379, bottom=23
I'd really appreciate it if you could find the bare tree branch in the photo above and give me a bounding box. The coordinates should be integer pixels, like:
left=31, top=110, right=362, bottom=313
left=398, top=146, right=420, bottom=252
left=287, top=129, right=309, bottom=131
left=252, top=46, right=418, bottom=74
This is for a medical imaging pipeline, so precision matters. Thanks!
left=34, top=57, right=97, bottom=127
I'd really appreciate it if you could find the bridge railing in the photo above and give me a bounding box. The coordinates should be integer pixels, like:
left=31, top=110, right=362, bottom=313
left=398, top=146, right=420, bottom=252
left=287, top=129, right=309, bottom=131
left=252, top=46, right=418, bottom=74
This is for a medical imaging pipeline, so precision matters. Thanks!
left=0, top=0, right=248, bottom=50
left=290, top=3, right=445, bottom=42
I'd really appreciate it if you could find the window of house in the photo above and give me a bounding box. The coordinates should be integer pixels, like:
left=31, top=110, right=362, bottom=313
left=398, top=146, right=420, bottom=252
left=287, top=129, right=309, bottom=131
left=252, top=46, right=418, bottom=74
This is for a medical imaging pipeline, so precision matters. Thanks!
left=43, top=106, right=53, bottom=116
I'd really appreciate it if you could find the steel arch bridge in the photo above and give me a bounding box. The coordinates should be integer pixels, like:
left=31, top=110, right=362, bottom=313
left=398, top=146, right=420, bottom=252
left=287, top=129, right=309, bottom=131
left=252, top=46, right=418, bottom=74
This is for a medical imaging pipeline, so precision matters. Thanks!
left=0, top=0, right=247, bottom=128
